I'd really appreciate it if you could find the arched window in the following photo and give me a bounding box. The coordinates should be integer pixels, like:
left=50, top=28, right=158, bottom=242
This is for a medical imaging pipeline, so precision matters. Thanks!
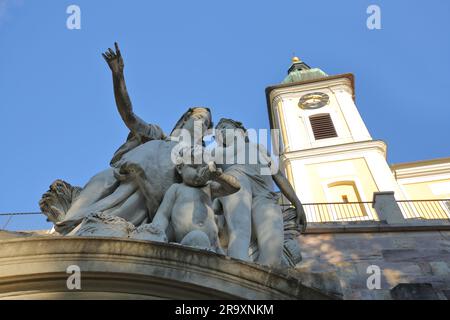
left=309, top=114, right=337, bottom=140
left=327, top=181, right=367, bottom=219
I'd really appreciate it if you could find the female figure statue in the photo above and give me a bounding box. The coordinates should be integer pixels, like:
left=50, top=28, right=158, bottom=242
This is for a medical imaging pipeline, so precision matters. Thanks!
left=40, top=43, right=212, bottom=235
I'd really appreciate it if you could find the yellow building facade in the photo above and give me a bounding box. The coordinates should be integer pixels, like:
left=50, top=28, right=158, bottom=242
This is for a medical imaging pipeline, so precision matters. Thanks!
left=266, top=58, right=450, bottom=222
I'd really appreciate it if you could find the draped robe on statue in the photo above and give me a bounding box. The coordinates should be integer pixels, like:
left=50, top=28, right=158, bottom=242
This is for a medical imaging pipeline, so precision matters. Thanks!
left=56, top=124, right=181, bottom=234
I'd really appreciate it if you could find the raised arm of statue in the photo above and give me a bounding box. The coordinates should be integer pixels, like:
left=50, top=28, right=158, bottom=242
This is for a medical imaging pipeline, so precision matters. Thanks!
left=102, top=42, right=154, bottom=138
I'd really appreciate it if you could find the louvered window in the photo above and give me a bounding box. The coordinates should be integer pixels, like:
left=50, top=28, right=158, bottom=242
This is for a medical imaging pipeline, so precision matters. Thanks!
left=310, top=114, right=337, bottom=140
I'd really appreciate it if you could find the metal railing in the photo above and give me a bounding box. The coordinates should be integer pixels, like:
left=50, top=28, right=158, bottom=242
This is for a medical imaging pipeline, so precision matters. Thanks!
left=301, top=201, right=378, bottom=223
left=398, top=199, right=450, bottom=220
left=2, top=202, right=380, bottom=230
left=0, top=212, right=49, bottom=231
left=2, top=199, right=449, bottom=231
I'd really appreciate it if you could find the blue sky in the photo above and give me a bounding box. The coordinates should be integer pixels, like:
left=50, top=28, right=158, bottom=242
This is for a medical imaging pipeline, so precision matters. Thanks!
left=1, top=0, right=449, bottom=230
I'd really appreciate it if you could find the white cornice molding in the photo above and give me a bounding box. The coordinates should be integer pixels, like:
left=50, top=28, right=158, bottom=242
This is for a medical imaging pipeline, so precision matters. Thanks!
left=280, top=140, right=387, bottom=162
left=392, top=161, right=450, bottom=180
left=270, top=76, right=353, bottom=105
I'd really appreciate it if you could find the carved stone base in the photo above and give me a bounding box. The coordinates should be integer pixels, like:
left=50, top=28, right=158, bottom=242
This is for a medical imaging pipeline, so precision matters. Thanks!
left=130, top=223, right=168, bottom=243
left=0, top=237, right=341, bottom=300
left=75, top=213, right=135, bottom=238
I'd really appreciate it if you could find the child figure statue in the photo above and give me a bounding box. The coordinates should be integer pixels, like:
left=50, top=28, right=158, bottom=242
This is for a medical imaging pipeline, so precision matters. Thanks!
left=124, top=145, right=240, bottom=253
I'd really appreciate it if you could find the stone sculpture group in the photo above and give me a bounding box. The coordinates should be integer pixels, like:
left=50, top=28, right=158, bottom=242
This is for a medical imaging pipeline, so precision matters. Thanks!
left=39, top=43, right=307, bottom=268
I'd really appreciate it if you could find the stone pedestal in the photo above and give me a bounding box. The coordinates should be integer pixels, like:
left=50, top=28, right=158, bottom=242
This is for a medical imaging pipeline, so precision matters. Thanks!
left=0, top=236, right=339, bottom=300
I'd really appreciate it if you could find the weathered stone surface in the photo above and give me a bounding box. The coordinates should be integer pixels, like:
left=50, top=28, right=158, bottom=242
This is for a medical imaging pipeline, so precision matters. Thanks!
left=390, top=283, right=440, bottom=300
left=130, top=223, right=168, bottom=243
left=39, top=180, right=82, bottom=224
left=382, top=249, right=450, bottom=263
left=298, top=230, right=450, bottom=300
left=429, top=261, right=450, bottom=276
left=75, top=213, right=135, bottom=238
left=0, top=237, right=338, bottom=300
left=287, top=268, right=342, bottom=299
left=442, top=290, right=450, bottom=300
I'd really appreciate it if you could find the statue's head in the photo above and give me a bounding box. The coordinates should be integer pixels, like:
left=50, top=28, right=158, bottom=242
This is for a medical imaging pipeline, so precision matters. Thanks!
left=215, top=118, right=248, bottom=146
left=170, top=107, right=213, bottom=139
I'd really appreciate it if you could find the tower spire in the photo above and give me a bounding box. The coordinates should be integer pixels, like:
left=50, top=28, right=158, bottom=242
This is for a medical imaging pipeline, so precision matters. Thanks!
left=282, top=56, right=328, bottom=84
left=287, top=56, right=311, bottom=74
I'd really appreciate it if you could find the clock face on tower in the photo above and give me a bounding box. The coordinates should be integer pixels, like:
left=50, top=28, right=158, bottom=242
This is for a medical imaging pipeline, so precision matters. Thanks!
left=298, top=92, right=330, bottom=110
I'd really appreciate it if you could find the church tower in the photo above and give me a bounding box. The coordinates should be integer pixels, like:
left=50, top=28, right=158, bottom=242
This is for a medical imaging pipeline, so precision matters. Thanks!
left=266, top=57, right=406, bottom=221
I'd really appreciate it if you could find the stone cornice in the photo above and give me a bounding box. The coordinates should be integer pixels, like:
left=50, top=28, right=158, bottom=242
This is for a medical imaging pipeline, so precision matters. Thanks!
left=391, top=158, right=450, bottom=180
left=0, top=237, right=339, bottom=300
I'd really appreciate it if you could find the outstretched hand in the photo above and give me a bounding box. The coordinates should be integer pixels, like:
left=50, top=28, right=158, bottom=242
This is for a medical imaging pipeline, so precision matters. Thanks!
left=102, top=42, right=124, bottom=75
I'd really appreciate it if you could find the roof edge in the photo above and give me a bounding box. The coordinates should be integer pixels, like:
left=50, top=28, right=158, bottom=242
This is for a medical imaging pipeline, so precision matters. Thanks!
left=390, top=157, right=450, bottom=171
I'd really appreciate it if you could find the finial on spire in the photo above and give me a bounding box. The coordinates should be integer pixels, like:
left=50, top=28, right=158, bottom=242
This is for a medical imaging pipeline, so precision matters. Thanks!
left=287, top=55, right=311, bottom=75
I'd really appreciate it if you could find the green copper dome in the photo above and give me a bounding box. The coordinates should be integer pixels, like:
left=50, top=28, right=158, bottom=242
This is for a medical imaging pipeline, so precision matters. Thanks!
left=282, top=57, right=328, bottom=84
